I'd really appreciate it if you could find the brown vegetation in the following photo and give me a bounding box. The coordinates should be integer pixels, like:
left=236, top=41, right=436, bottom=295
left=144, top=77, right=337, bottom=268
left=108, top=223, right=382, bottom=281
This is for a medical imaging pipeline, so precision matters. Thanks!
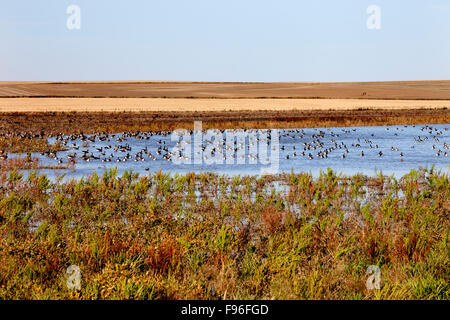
left=0, top=137, right=64, bottom=153
left=0, top=109, right=448, bottom=138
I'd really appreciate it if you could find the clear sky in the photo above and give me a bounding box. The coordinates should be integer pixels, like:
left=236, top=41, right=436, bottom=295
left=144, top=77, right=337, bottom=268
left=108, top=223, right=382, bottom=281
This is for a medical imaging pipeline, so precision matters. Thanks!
left=1, top=0, right=449, bottom=82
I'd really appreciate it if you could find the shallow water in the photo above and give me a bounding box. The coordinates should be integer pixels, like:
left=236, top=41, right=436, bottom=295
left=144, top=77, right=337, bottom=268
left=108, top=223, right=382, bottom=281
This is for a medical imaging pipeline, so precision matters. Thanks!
left=14, top=124, right=450, bottom=180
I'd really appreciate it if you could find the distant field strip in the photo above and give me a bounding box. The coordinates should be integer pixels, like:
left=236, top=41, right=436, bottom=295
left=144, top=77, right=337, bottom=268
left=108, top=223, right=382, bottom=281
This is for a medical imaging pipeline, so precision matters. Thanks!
left=0, top=87, right=38, bottom=97
left=1, top=98, right=449, bottom=112
left=1, top=80, right=450, bottom=99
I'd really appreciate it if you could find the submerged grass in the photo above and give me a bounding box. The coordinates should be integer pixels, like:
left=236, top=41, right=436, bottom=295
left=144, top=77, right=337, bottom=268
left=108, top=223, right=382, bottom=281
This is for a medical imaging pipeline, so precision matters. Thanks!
left=0, top=156, right=73, bottom=171
left=0, top=166, right=448, bottom=300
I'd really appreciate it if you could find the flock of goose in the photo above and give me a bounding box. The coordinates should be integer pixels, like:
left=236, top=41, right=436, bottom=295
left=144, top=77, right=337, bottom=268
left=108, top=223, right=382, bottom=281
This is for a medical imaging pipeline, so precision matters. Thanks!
left=43, top=131, right=171, bottom=168
left=1, top=125, right=448, bottom=173
left=278, top=125, right=449, bottom=161
left=39, top=124, right=449, bottom=165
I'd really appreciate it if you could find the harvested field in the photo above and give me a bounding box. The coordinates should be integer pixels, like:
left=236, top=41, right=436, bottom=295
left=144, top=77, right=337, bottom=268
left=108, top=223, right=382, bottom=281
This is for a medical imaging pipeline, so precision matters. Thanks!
left=1, top=80, right=450, bottom=99
left=0, top=98, right=450, bottom=113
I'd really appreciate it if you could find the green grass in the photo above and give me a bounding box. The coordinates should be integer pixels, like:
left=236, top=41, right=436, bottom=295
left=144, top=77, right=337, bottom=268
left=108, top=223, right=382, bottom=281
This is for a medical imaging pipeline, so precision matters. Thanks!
left=0, top=166, right=448, bottom=300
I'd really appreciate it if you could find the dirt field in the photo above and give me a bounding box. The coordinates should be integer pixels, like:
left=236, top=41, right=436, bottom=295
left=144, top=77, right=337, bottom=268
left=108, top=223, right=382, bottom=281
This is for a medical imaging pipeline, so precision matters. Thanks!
left=1, top=97, right=449, bottom=113
left=1, top=80, right=450, bottom=99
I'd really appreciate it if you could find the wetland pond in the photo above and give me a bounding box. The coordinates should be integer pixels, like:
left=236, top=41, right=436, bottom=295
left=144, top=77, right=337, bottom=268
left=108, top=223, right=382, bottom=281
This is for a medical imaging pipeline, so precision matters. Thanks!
left=11, top=124, right=449, bottom=180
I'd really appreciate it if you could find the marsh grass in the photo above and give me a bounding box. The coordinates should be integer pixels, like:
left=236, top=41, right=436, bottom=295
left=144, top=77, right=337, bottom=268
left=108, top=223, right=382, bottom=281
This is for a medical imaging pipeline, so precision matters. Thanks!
left=1, top=110, right=449, bottom=137
left=0, top=156, right=73, bottom=171
left=0, top=166, right=448, bottom=300
left=0, top=137, right=64, bottom=154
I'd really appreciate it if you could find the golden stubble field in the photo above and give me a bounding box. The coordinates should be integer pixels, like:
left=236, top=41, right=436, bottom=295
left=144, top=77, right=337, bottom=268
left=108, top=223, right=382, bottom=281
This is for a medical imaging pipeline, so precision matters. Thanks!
left=1, top=97, right=450, bottom=113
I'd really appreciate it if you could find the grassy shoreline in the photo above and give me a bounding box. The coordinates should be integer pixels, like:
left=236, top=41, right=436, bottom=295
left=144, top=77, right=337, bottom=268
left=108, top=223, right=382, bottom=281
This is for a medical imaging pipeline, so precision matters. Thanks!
left=0, top=167, right=448, bottom=299
left=1, top=109, right=449, bottom=135
left=0, top=137, right=64, bottom=154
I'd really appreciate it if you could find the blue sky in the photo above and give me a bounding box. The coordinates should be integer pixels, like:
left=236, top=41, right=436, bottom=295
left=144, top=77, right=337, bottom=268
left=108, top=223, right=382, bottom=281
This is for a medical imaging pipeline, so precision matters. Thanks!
left=1, top=0, right=449, bottom=82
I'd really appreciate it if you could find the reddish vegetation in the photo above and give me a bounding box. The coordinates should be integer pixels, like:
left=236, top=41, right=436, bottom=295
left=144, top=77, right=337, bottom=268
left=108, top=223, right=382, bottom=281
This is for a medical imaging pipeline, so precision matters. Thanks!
left=0, top=168, right=448, bottom=299
left=0, top=109, right=448, bottom=138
